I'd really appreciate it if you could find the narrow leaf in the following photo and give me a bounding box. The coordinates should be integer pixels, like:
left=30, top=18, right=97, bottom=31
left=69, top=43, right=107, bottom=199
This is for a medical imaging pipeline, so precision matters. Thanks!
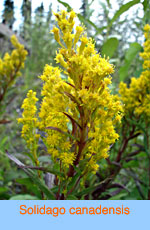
left=57, top=0, right=72, bottom=12
left=46, top=126, right=77, bottom=141
left=6, top=152, right=55, bottom=199
left=63, top=112, right=82, bottom=130
left=109, top=0, right=140, bottom=29
left=77, top=13, right=99, bottom=31
left=46, top=126, right=66, bottom=134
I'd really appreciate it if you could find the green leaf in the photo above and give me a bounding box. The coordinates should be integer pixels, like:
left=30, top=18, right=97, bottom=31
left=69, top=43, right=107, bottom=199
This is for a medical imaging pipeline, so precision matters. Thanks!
left=0, top=187, right=8, bottom=195
left=9, top=194, right=38, bottom=200
left=16, top=178, right=42, bottom=199
left=77, top=14, right=99, bottom=31
left=75, top=185, right=96, bottom=197
left=119, top=42, right=142, bottom=81
left=74, top=178, right=111, bottom=197
left=101, top=37, right=119, bottom=58
left=0, top=136, right=8, bottom=149
left=106, top=0, right=111, bottom=8
left=67, top=172, right=81, bottom=192
left=19, top=168, right=55, bottom=200
left=142, top=0, right=148, bottom=11
left=123, top=159, right=139, bottom=168
left=119, top=62, right=130, bottom=81
left=0, top=187, right=10, bottom=199
left=57, top=0, right=72, bottom=12
left=4, top=170, right=26, bottom=183
left=108, top=0, right=140, bottom=29
left=6, top=152, right=55, bottom=200
left=125, top=42, right=142, bottom=62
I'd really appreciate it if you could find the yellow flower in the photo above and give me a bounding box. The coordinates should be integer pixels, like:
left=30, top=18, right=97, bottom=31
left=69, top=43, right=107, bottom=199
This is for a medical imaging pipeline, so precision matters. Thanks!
left=119, top=24, right=150, bottom=120
left=18, top=90, right=39, bottom=164
left=19, top=10, right=123, bottom=173
left=0, top=35, right=28, bottom=106
left=51, top=26, right=60, bottom=44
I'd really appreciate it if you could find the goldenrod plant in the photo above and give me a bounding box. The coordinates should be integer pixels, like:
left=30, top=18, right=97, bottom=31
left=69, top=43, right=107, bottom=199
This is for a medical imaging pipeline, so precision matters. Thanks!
left=17, top=10, right=123, bottom=200
left=119, top=24, right=150, bottom=199
left=0, top=35, right=28, bottom=120
left=0, top=35, right=28, bottom=200
left=119, top=24, right=150, bottom=119
left=91, top=25, right=150, bottom=200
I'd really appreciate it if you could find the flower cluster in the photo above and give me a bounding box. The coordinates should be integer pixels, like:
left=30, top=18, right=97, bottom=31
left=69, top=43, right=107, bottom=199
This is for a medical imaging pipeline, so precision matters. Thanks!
left=119, top=24, right=150, bottom=119
left=19, top=10, right=123, bottom=174
left=18, top=90, right=40, bottom=164
left=0, top=35, right=28, bottom=103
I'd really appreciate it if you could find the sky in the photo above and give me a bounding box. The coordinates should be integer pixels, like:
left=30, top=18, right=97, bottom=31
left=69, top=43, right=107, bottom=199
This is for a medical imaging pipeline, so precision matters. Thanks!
left=0, top=0, right=86, bottom=29
left=0, top=0, right=143, bottom=30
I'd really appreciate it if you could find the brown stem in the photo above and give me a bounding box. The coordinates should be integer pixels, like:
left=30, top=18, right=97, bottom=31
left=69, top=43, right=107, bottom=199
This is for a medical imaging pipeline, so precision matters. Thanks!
left=67, top=105, right=87, bottom=177
left=116, top=125, right=140, bottom=162
left=116, top=137, right=128, bottom=162
left=93, top=125, right=141, bottom=199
